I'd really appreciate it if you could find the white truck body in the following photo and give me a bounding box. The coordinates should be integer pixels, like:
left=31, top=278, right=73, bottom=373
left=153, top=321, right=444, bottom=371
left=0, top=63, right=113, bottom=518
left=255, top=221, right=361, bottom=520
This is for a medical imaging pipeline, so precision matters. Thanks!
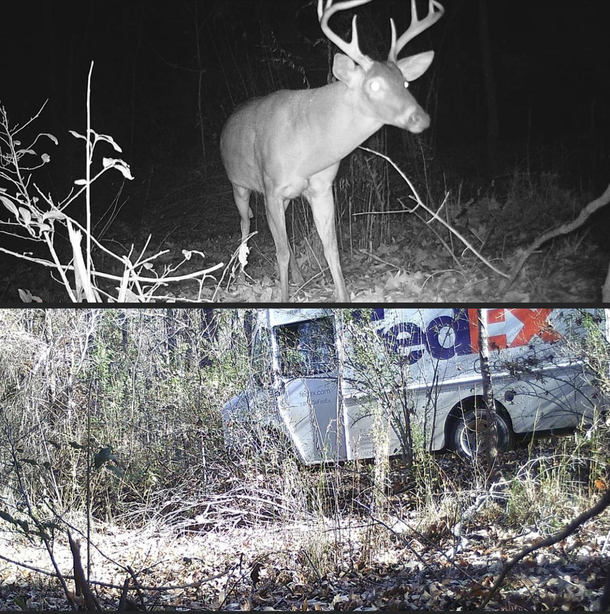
left=222, top=308, right=608, bottom=464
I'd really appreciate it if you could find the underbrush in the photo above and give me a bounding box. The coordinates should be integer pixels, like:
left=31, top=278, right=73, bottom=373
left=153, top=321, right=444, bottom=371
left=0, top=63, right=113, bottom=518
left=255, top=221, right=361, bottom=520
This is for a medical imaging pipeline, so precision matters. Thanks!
left=2, top=421, right=609, bottom=610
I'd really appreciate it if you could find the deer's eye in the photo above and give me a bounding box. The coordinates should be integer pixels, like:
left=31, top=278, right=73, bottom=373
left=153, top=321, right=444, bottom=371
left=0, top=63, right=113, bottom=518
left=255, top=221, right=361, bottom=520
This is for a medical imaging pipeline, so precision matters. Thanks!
left=370, top=81, right=380, bottom=92
left=404, top=81, right=410, bottom=89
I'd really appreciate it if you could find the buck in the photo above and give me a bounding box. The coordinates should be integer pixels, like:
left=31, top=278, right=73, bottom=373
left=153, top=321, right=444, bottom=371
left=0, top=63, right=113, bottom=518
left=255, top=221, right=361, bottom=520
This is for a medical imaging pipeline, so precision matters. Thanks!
left=220, top=0, right=444, bottom=302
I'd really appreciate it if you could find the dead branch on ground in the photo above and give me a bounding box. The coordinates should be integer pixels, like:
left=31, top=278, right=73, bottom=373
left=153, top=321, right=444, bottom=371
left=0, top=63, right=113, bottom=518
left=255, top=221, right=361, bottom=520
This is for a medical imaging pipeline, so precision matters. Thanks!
left=478, top=485, right=610, bottom=610
left=500, top=181, right=610, bottom=296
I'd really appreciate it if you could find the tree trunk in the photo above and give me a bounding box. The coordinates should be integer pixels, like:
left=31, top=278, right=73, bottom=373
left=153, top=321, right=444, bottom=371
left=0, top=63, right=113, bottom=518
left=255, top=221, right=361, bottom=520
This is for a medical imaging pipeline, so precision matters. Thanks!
left=478, top=0, right=499, bottom=176
left=477, top=308, right=498, bottom=484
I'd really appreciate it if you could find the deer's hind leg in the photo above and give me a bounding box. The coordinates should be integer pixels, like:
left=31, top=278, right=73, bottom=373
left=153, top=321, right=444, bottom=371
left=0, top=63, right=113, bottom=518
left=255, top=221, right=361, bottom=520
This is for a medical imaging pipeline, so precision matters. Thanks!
left=231, top=184, right=253, bottom=284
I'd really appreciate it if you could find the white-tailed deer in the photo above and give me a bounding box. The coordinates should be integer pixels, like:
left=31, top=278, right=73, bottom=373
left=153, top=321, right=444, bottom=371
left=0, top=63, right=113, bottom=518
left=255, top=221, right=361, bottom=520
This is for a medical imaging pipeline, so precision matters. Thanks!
left=220, top=0, right=443, bottom=302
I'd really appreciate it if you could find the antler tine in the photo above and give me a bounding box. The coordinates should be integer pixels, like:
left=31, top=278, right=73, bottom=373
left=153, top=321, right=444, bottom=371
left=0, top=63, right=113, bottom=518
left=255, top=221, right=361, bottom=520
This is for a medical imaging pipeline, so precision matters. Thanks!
left=318, top=0, right=374, bottom=70
left=388, top=0, right=444, bottom=63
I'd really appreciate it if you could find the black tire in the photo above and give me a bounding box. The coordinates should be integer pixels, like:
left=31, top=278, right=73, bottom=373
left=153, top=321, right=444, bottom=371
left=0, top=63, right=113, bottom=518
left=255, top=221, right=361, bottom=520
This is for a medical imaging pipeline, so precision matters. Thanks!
left=450, top=408, right=514, bottom=458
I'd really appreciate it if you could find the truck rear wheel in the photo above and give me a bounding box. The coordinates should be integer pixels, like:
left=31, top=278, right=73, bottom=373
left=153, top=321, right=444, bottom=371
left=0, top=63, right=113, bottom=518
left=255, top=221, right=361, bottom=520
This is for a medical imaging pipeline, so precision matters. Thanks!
left=451, top=409, right=514, bottom=458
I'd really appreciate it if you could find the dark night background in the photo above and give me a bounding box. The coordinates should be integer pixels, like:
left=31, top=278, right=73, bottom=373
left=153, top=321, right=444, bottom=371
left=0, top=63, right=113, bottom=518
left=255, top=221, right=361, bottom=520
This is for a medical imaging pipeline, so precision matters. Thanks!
left=1, top=0, right=609, bottom=302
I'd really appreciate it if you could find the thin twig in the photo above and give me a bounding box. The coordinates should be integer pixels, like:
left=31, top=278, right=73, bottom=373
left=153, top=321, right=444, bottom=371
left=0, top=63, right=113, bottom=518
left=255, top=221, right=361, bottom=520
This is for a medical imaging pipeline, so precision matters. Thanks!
left=358, top=146, right=508, bottom=278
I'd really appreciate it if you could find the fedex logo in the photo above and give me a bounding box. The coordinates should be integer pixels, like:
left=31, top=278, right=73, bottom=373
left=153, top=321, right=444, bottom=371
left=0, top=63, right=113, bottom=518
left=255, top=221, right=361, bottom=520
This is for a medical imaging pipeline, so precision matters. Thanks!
left=371, top=308, right=560, bottom=364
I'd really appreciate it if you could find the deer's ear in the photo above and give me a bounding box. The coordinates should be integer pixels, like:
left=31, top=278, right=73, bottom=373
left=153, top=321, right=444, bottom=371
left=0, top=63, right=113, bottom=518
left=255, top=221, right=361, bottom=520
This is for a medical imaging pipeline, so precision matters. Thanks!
left=332, top=53, right=362, bottom=87
left=396, top=51, right=434, bottom=82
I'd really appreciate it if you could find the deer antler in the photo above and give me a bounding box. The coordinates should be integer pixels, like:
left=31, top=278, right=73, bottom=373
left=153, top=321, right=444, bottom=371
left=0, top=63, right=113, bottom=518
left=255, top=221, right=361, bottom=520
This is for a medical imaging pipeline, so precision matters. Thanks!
left=318, top=0, right=374, bottom=70
left=388, top=0, right=444, bottom=63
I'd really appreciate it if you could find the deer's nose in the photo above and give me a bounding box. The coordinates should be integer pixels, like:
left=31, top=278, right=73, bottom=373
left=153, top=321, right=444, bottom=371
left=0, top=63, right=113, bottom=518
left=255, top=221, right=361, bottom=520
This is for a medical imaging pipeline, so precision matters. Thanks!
left=406, top=108, right=430, bottom=133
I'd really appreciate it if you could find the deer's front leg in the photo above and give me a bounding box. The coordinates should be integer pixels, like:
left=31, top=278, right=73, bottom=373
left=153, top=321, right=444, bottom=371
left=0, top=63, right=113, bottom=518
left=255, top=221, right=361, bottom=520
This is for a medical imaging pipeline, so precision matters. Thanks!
left=265, top=194, right=299, bottom=302
left=305, top=171, right=349, bottom=302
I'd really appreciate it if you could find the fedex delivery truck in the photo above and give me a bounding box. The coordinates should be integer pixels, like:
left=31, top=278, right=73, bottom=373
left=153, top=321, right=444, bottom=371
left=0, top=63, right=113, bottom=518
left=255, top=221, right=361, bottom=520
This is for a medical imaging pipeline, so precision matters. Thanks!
left=222, top=308, right=608, bottom=463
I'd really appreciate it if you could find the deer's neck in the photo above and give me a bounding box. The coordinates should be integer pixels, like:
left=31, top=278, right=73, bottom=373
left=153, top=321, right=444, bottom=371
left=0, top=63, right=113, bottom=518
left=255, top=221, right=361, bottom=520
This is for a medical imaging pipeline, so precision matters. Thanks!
left=293, top=81, right=382, bottom=170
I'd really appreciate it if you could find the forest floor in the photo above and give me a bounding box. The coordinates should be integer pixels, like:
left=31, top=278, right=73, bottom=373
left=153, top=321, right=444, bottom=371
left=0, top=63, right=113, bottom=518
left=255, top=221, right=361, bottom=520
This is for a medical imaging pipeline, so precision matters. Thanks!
left=1, top=442, right=609, bottom=611
left=136, top=164, right=610, bottom=303
left=1, top=157, right=608, bottom=303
